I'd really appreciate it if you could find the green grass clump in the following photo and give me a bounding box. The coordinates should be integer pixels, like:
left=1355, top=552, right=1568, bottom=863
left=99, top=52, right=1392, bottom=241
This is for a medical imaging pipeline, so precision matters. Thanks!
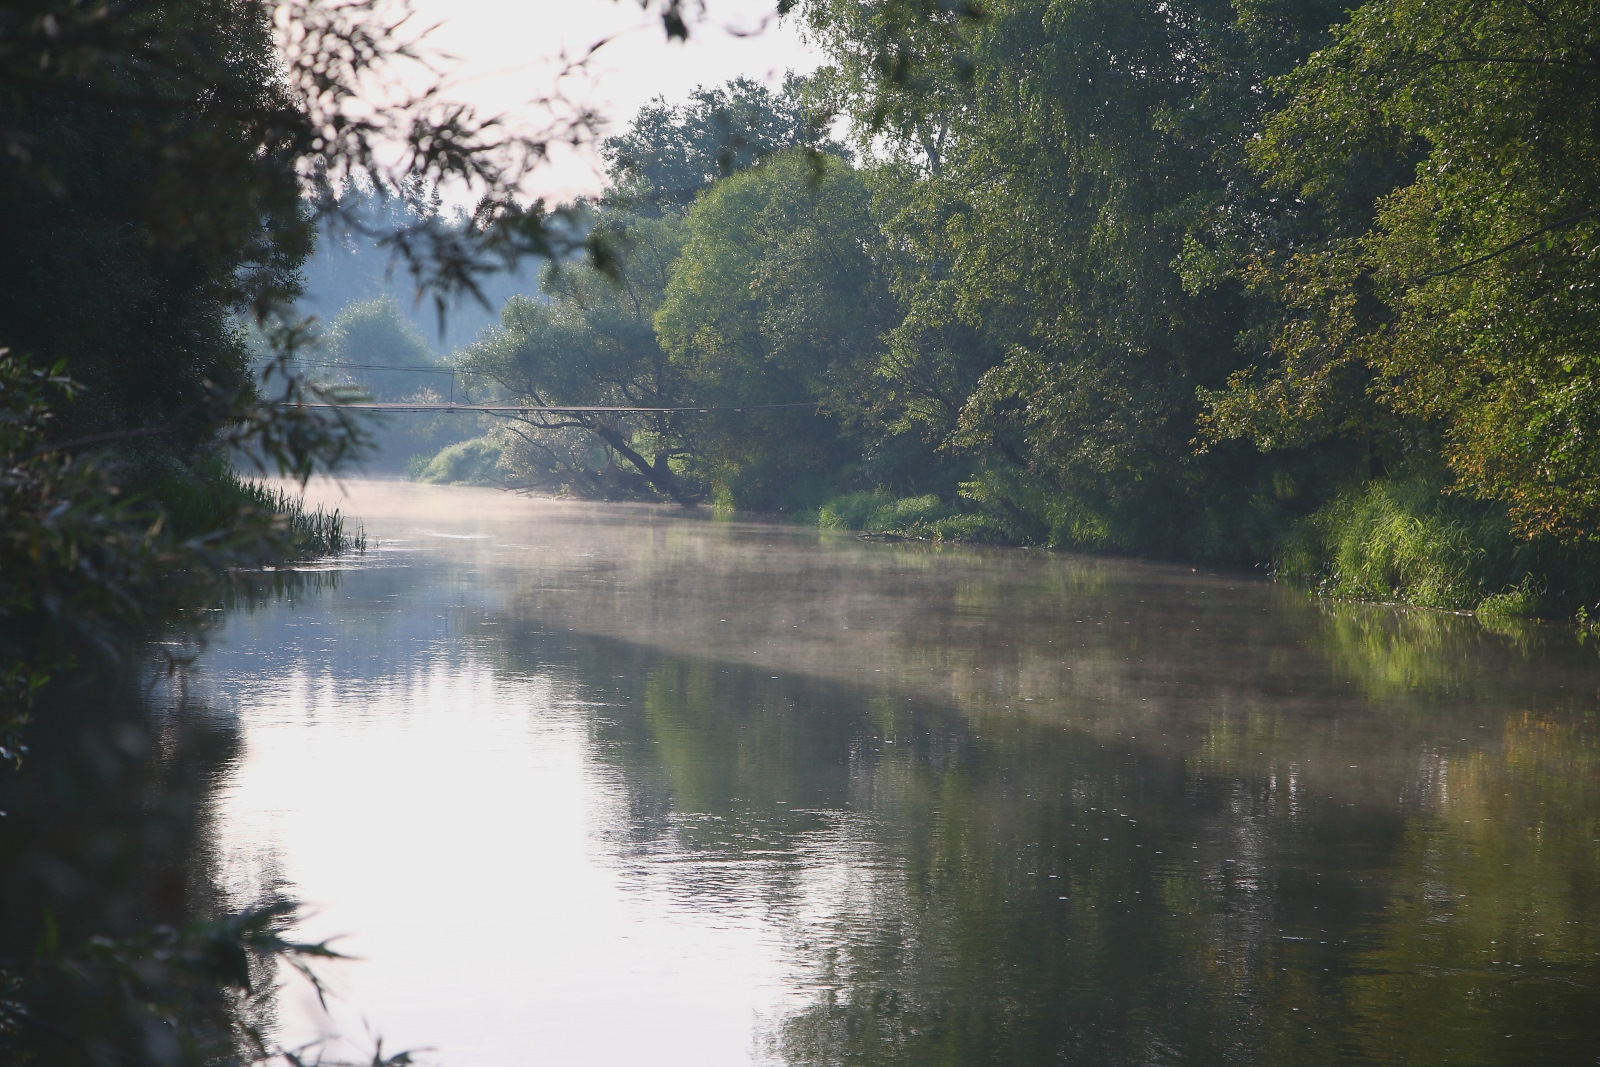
left=819, top=491, right=951, bottom=534
left=816, top=490, right=1008, bottom=540
left=131, top=451, right=361, bottom=559
left=915, top=512, right=1010, bottom=543
left=411, top=437, right=505, bottom=486
left=1475, top=577, right=1541, bottom=622
left=1275, top=476, right=1600, bottom=618
left=818, top=490, right=893, bottom=530
left=246, top=484, right=365, bottom=558
left=1277, top=478, right=1501, bottom=609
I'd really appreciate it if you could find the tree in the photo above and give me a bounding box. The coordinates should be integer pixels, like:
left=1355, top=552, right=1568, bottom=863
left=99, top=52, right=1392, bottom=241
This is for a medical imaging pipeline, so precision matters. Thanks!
left=460, top=77, right=862, bottom=507
left=655, top=149, right=895, bottom=509
left=460, top=212, right=697, bottom=501
left=1209, top=0, right=1600, bottom=542
left=602, top=74, right=838, bottom=213
left=803, top=0, right=1349, bottom=554
left=323, top=297, right=440, bottom=401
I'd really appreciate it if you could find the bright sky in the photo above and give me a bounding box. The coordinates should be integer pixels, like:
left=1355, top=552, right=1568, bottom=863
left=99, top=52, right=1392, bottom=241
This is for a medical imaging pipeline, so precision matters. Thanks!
left=405, top=0, right=823, bottom=203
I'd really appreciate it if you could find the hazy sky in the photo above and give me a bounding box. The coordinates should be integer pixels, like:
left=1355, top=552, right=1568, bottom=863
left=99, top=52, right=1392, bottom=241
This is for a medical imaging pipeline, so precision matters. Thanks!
left=404, top=0, right=822, bottom=202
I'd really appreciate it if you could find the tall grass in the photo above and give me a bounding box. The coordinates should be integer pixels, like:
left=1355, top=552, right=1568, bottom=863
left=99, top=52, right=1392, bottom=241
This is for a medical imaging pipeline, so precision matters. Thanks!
left=816, top=490, right=1011, bottom=541
left=1278, top=477, right=1600, bottom=618
left=132, top=451, right=364, bottom=559
left=243, top=483, right=366, bottom=558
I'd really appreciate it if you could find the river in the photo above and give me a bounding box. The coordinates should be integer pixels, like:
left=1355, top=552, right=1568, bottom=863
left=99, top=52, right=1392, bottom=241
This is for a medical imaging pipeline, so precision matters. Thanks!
left=42, top=479, right=1600, bottom=1064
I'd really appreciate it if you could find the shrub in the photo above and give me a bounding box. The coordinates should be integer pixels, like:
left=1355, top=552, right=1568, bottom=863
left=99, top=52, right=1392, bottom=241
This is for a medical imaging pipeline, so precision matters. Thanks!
left=817, top=490, right=991, bottom=539
left=1276, top=477, right=1600, bottom=616
left=818, top=490, right=893, bottom=530
left=412, top=437, right=505, bottom=487
left=128, top=451, right=361, bottom=557
left=1475, top=577, right=1541, bottom=622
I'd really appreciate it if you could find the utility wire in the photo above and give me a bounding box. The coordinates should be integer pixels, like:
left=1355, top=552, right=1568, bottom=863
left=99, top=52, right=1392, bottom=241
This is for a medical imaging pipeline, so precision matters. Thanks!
left=289, top=359, right=456, bottom=376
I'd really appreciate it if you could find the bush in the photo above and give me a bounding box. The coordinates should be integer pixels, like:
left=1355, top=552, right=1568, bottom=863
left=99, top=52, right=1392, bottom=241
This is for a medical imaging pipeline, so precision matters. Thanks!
left=818, top=490, right=894, bottom=530
left=412, top=437, right=505, bottom=486
left=1476, top=577, right=1541, bottom=622
left=128, top=451, right=361, bottom=558
left=1278, top=477, right=1600, bottom=616
left=816, top=490, right=1001, bottom=540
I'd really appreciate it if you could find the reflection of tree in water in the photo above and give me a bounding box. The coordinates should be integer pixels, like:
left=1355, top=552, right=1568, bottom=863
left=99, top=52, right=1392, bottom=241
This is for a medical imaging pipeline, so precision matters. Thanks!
left=488, top=605, right=1600, bottom=1066
left=1340, top=712, right=1600, bottom=1065
left=1311, top=600, right=1581, bottom=701
left=0, top=675, right=249, bottom=1061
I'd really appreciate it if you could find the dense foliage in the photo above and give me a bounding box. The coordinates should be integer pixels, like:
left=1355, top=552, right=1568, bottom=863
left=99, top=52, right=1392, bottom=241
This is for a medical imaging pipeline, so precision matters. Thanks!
left=447, top=0, right=1599, bottom=617
left=457, top=78, right=874, bottom=507
left=1211, top=0, right=1600, bottom=544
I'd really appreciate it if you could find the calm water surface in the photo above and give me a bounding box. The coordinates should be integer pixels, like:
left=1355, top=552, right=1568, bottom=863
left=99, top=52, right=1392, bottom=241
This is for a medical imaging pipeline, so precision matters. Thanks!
left=197, top=480, right=1599, bottom=1066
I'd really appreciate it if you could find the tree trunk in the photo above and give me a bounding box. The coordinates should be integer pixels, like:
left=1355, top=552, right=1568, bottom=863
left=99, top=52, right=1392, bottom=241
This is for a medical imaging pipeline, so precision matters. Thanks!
left=593, top=424, right=696, bottom=504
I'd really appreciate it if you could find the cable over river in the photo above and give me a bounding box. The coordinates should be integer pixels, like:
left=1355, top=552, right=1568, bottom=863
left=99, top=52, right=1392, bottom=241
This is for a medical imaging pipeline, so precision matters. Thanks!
left=183, top=481, right=1600, bottom=1064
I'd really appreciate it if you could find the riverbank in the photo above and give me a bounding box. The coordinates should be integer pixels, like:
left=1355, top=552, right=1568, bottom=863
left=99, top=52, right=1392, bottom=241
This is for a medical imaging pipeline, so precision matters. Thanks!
left=805, top=477, right=1600, bottom=624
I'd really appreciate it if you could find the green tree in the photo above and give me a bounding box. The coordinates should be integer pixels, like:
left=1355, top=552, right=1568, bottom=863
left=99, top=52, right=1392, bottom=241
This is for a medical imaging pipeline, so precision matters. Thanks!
left=323, top=296, right=440, bottom=401
left=805, top=0, right=1350, bottom=554
left=0, top=0, right=304, bottom=457
left=1209, top=0, right=1600, bottom=542
left=460, top=213, right=697, bottom=500
left=0, top=0, right=583, bottom=713
left=603, top=74, right=838, bottom=214
left=655, top=149, right=896, bottom=509
left=460, top=78, right=866, bottom=508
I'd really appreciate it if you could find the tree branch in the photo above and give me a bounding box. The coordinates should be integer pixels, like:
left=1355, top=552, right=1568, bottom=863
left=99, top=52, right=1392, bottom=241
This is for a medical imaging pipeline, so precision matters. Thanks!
left=1411, top=205, right=1600, bottom=282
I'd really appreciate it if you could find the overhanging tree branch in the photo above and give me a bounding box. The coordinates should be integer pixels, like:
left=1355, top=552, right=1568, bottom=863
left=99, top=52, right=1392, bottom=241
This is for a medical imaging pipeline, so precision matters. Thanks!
left=1411, top=205, right=1600, bottom=282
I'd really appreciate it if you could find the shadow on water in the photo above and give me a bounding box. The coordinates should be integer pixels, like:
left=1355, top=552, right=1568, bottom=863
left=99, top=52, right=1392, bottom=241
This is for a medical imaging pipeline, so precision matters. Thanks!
left=0, top=674, right=248, bottom=1062
left=0, top=570, right=350, bottom=1065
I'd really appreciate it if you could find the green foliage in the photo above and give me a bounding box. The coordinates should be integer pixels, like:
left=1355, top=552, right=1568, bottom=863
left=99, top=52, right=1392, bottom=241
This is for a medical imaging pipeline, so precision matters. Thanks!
left=453, top=74, right=856, bottom=504
left=1476, top=578, right=1542, bottom=623
left=1212, top=0, right=1600, bottom=542
left=603, top=74, right=839, bottom=213
left=411, top=436, right=506, bottom=487
left=314, top=296, right=472, bottom=471
left=468, top=123, right=893, bottom=510
left=781, top=0, right=1600, bottom=609
left=459, top=212, right=695, bottom=500
left=1278, top=477, right=1600, bottom=616
left=815, top=489, right=1022, bottom=542
left=1, top=353, right=365, bottom=754
left=1279, top=478, right=1518, bottom=609
left=819, top=490, right=944, bottom=530
left=4, top=902, right=364, bottom=1067
left=441, top=6, right=1600, bottom=617
left=657, top=150, right=894, bottom=509
left=1, top=359, right=173, bottom=742
left=795, top=0, right=1356, bottom=560
left=0, top=0, right=300, bottom=457
left=123, top=451, right=359, bottom=556
left=818, top=490, right=895, bottom=529
left=322, top=297, right=438, bottom=401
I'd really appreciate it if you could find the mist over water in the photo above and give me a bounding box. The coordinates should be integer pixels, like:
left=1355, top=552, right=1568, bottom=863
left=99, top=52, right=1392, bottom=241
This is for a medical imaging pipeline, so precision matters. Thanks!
left=193, top=481, right=1600, bottom=1065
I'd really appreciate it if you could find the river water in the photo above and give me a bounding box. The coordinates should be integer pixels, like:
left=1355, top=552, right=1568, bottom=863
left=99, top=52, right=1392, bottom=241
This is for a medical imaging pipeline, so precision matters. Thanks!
left=191, top=480, right=1600, bottom=1064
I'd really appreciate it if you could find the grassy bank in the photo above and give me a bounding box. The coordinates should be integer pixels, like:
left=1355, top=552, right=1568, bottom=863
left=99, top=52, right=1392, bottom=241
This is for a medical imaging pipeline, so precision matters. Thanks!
left=813, top=477, right=1600, bottom=623
left=131, top=451, right=364, bottom=559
